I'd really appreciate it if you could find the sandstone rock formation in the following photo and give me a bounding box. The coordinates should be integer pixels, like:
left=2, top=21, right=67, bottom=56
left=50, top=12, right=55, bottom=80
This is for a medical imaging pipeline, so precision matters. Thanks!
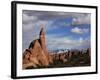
left=23, top=27, right=51, bottom=69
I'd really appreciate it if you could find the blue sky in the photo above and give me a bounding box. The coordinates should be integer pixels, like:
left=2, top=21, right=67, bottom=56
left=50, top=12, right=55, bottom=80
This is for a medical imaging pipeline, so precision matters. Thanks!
left=22, top=10, right=91, bottom=52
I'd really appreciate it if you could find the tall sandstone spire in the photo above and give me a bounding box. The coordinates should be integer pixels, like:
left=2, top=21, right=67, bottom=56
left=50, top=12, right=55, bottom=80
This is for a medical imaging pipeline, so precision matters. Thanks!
left=39, top=27, right=47, bottom=53
left=39, top=26, right=53, bottom=64
left=23, top=26, right=53, bottom=69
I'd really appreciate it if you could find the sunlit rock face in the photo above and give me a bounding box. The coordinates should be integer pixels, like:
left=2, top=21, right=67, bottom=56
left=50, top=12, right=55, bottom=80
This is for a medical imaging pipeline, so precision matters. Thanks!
left=23, top=27, right=51, bottom=69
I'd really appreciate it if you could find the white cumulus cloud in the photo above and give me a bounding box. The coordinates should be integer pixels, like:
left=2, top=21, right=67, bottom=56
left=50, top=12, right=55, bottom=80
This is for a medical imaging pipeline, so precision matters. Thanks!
left=46, top=36, right=90, bottom=50
left=71, top=27, right=89, bottom=34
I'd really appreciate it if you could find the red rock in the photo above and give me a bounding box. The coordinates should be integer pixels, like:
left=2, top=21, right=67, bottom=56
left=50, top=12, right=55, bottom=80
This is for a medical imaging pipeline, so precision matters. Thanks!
left=23, top=27, right=51, bottom=69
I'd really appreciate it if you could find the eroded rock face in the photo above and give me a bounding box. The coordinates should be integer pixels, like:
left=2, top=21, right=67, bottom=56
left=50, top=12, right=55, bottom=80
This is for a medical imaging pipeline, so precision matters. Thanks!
left=31, top=39, right=49, bottom=66
left=23, top=49, right=38, bottom=69
left=23, top=27, right=51, bottom=69
left=39, top=27, right=52, bottom=64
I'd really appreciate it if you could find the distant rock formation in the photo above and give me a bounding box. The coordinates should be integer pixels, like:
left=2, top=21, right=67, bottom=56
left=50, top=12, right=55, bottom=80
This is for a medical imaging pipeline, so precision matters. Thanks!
left=23, top=27, right=52, bottom=69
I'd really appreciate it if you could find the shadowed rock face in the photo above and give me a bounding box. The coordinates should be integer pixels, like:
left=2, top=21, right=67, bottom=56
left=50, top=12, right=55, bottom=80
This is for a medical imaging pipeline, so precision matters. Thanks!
left=23, top=27, right=51, bottom=69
